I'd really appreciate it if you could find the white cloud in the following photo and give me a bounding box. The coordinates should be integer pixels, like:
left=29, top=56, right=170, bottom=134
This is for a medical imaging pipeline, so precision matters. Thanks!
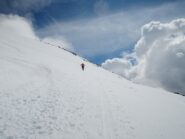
left=38, top=11, right=139, bottom=57
left=102, top=18, right=185, bottom=95
left=0, top=14, right=72, bottom=50
left=102, top=58, right=132, bottom=79
left=0, top=14, right=38, bottom=39
left=37, top=1, right=185, bottom=58
left=176, top=52, right=184, bottom=58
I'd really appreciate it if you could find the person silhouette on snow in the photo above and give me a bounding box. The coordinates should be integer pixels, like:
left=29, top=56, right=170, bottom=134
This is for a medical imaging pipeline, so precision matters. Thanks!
left=81, top=63, right=85, bottom=71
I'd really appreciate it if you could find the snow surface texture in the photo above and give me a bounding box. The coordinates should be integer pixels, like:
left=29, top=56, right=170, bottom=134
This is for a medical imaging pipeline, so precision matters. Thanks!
left=1, top=19, right=185, bottom=139
left=102, top=18, right=185, bottom=95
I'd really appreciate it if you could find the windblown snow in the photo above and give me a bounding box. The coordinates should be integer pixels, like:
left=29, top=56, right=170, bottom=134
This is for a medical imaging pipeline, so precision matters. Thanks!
left=0, top=22, right=185, bottom=139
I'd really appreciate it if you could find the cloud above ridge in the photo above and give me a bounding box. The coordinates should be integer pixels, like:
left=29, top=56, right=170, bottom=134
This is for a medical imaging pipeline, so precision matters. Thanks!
left=0, top=14, right=37, bottom=39
left=37, top=1, right=185, bottom=61
left=0, top=14, right=72, bottom=50
left=102, top=18, right=185, bottom=95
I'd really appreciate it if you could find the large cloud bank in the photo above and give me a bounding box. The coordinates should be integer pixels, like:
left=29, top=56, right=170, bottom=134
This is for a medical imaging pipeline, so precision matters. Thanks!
left=38, top=1, right=185, bottom=60
left=102, top=19, right=185, bottom=95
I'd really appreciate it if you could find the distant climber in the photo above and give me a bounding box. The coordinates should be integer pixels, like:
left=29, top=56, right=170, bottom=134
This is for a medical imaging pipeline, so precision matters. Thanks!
left=81, top=63, right=85, bottom=71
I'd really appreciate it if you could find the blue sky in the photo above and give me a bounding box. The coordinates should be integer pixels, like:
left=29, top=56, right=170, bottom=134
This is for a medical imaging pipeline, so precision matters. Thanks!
left=1, top=0, right=185, bottom=64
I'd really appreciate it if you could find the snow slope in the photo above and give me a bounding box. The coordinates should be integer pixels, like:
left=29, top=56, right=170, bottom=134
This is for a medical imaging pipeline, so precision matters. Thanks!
left=0, top=29, right=185, bottom=139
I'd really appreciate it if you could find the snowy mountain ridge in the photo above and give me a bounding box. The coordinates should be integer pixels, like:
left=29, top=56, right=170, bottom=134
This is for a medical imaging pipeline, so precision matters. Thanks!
left=0, top=27, right=185, bottom=139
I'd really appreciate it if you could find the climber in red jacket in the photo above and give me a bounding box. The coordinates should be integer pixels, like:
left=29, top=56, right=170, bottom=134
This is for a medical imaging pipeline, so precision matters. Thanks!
left=81, top=63, right=85, bottom=71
